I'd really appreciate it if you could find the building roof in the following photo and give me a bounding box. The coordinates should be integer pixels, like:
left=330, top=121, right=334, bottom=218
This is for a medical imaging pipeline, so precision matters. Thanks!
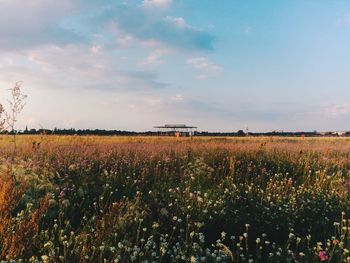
left=154, top=124, right=197, bottom=129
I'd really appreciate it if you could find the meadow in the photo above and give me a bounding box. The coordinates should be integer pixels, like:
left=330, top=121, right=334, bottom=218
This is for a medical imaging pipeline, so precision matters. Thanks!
left=1, top=135, right=350, bottom=262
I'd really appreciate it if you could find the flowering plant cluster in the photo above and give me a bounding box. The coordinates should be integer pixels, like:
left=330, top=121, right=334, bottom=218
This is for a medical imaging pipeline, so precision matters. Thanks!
left=0, top=136, right=350, bottom=262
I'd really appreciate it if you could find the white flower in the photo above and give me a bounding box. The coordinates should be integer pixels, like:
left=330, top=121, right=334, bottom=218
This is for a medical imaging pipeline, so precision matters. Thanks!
left=221, top=232, right=226, bottom=239
left=41, top=255, right=49, bottom=263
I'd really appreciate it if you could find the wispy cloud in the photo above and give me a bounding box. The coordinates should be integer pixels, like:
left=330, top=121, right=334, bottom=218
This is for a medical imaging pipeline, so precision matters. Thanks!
left=91, top=3, right=215, bottom=52
left=0, top=1, right=215, bottom=53
left=0, top=0, right=85, bottom=51
left=142, top=0, right=172, bottom=9
left=172, top=94, right=184, bottom=102
left=19, top=44, right=167, bottom=91
left=138, top=47, right=170, bottom=67
left=0, top=0, right=222, bottom=130
left=165, top=16, right=186, bottom=29
left=186, top=57, right=222, bottom=79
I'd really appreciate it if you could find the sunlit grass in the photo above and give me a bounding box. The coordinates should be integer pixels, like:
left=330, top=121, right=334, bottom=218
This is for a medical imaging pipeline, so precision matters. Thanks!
left=1, top=135, right=350, bottom=262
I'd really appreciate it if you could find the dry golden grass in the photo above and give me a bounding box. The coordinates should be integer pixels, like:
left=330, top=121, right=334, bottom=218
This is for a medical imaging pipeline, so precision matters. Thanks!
left=0, top=135, right=350, bottom=261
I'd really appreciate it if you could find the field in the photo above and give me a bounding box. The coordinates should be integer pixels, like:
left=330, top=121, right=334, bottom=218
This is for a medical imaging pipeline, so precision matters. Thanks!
left=1, top=135, right=350, bottom=262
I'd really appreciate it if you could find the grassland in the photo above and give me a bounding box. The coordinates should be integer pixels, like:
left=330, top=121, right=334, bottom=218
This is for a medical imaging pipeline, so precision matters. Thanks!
left=1, top=135, right=350, bottom=262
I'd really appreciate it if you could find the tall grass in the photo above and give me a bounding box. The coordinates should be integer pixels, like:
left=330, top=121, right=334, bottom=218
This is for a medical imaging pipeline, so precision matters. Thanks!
left=1, top=136, right=350, bottom=262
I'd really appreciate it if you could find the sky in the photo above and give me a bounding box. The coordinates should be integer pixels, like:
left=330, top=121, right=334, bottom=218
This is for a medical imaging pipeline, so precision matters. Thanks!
left=1, top=0, right=350, bottom=132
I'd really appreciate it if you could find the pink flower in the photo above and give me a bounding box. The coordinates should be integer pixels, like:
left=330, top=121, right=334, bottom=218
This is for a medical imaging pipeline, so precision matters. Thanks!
left=319, top=251, right=328, bottom=261
left=59, top=190, right=66, bottom=198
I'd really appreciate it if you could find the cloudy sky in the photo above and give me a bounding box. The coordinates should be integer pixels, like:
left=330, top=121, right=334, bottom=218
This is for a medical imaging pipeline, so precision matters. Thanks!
left=1, top=0, right=350, bottom=132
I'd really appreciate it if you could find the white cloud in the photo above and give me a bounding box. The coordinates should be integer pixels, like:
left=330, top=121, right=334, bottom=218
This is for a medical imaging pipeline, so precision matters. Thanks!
left=0, top=0, right=82, bottom=51
left=172, top=94, right=184, bottom=102
left=165, top=16, right=186, bottom=29
left=186, top=57, right=222, bottom=75
left=17, top=44, right=167, bottom=91
left=139, top=50, right=164, bottom=66
left=0, top=0, right=219, bottom=130
left=142, top=0, right=172, bottom=9
left=91, top=45, right=102, bottom=54
left=138, top=45, right=171, bottom=67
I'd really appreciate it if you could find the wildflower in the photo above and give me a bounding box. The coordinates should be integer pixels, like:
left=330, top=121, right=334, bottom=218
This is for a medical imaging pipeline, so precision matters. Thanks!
left=43, top=241, right=53, bottom=248
left=41, top=255, right=49, bottom=263
left=152, top=222, right=159, bottom=229
left=221, top=232, right=226, bottom=240
left=319, top=251, right=328, bottom=261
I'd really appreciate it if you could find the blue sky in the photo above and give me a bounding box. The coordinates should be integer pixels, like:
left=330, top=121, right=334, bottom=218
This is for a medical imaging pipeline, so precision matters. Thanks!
left=1, top=0, right=350, bottom=132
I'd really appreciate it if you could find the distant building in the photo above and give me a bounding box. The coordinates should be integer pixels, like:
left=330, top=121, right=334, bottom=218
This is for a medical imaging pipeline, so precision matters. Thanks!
left=154, top=124, right=197, bottom=137
left=333, top=131, right=347, bottom=136
left=319, top=131, right=348, bottom=137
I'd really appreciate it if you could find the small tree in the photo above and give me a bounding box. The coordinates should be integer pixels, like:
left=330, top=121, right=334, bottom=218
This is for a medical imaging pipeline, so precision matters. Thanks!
left=0, top=82, right=27, bottom=182
left=5, top=82, right=27, bottom=162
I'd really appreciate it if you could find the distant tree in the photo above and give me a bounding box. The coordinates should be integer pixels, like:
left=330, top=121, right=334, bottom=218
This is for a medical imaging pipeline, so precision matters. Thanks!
left=237, top=130, right=246, bottom=136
